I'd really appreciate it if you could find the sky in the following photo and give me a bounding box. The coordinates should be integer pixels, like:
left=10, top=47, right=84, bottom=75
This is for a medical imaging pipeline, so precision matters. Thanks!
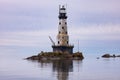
left=0, top=0, right=120, bottom=56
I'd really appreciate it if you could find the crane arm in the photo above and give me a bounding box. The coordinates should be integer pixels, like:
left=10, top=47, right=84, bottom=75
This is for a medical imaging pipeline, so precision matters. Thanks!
left=49, top=36, right=55, bottom=46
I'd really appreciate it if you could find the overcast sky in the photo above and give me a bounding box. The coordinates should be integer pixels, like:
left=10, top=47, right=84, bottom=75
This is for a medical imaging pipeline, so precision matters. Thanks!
left=0, top=0, right=120, bottom=55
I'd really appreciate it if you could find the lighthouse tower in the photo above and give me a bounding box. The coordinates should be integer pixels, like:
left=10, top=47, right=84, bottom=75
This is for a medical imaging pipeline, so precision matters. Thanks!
left=52, top=5, right=74, bottom=54
left=57, top=5, right=69, bottom=46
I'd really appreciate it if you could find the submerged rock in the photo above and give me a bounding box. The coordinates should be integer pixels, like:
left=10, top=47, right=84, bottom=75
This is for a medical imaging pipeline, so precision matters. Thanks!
left=102, top=54, right=112, bottom=58
left=117, top=55, right=120, bottom=57
left=96, top=57, right=100, bottom=59
left=102, top=54, right=120, bottom=58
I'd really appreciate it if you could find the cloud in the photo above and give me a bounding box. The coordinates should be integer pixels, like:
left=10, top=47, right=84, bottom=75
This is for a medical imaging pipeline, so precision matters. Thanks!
left=69, top=23, right=120, bottom=41
left=0, top=0, right=120, bottom=32
left=68, top=0, right=120, bottom=13
left=0, top=23, right=120, bottom=48
left=0, top=30, right=57, bottom=47
left=0, top=0, right=120, bottom=54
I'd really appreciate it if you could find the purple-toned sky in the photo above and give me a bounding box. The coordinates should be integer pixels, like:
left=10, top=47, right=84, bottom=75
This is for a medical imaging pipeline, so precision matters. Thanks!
left=0, top=0, right=120, bottom=55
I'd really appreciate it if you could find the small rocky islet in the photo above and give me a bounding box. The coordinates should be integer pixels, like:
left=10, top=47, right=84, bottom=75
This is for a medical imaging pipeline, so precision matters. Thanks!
left=26, top=51, right=84, bottom=61
left=102, top=54, right=120, bottom=58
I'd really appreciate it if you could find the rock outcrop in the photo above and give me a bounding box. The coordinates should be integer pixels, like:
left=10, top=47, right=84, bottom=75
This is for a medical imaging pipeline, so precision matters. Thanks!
left=102, top=54, right=120, bottom=58
left=26, top=52, right=84, bottom=61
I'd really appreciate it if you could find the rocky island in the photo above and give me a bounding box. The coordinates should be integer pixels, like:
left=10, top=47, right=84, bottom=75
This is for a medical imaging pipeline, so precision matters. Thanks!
left=26, top=5, right=84, bottom=61
left=26, top=51, right=84, bottom=61
left=102, top=54, right=120, bottom=58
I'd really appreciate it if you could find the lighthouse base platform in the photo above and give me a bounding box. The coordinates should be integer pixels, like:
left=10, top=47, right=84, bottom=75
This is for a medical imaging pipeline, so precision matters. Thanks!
left=52, top=45, right=74, bottom=54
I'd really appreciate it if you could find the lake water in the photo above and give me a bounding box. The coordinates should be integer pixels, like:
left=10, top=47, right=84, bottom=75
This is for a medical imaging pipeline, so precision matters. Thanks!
left=0, top=53, right=120, bottom=80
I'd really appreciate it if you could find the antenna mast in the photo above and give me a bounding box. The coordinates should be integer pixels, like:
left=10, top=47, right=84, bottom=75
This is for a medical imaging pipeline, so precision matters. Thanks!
left=49, top=36, right=55, bottom=46
left=78, top=40, right=79, bottom=52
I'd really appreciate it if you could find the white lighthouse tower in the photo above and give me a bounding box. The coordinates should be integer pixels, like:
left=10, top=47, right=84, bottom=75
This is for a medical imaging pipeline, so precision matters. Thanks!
left=57, top=5, right=69, bottom=46
left=52, top=5, right=74, bottom=54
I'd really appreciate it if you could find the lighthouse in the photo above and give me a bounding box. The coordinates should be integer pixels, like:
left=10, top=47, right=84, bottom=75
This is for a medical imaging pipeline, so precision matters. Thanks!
left=52, top=5, right=74, bottom=54
left=26, top=5, right=84, bottom=61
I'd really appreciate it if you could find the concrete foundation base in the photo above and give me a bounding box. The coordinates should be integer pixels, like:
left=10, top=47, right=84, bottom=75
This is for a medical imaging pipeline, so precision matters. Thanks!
left=52, top=45, right=74, bottom=54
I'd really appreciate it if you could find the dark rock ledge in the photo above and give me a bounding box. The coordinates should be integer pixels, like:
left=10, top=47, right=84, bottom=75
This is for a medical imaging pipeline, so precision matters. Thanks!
left=26, top=52, right=84, bottom=61
left=102, top=54, right=120, bottom=58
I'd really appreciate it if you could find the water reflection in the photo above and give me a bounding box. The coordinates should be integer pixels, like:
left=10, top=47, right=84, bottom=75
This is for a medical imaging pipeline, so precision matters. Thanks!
left=28, top=59, right=82, bottom=80
left=52, top=60, right=73, bottom=80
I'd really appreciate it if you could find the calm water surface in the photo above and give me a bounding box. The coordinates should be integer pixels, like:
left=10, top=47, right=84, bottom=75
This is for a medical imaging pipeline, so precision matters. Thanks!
left=0, top=53, right=120, bottom=80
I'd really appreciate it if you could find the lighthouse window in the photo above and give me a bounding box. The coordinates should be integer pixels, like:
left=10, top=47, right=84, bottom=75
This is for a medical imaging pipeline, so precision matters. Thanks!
left=59, top=22, right=61, bottom=25
left=67, top=41, right=68, bottom=44
left=62, top=27, right=64, bottom=29
left=59, top=31, right=61, bottom=34
left=65, top=22, right=67, bottom=24
left=66, top=32, right=67, bottom=34
left=58, top=41, right=59, bottom=44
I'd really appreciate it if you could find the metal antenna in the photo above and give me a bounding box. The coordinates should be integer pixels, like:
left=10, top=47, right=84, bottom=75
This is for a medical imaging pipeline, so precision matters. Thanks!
left=49, top=36, right=55, bottom=46
left=78, top=40, right=79, bottom=52
left=59, top=5, right=60, bottom=13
